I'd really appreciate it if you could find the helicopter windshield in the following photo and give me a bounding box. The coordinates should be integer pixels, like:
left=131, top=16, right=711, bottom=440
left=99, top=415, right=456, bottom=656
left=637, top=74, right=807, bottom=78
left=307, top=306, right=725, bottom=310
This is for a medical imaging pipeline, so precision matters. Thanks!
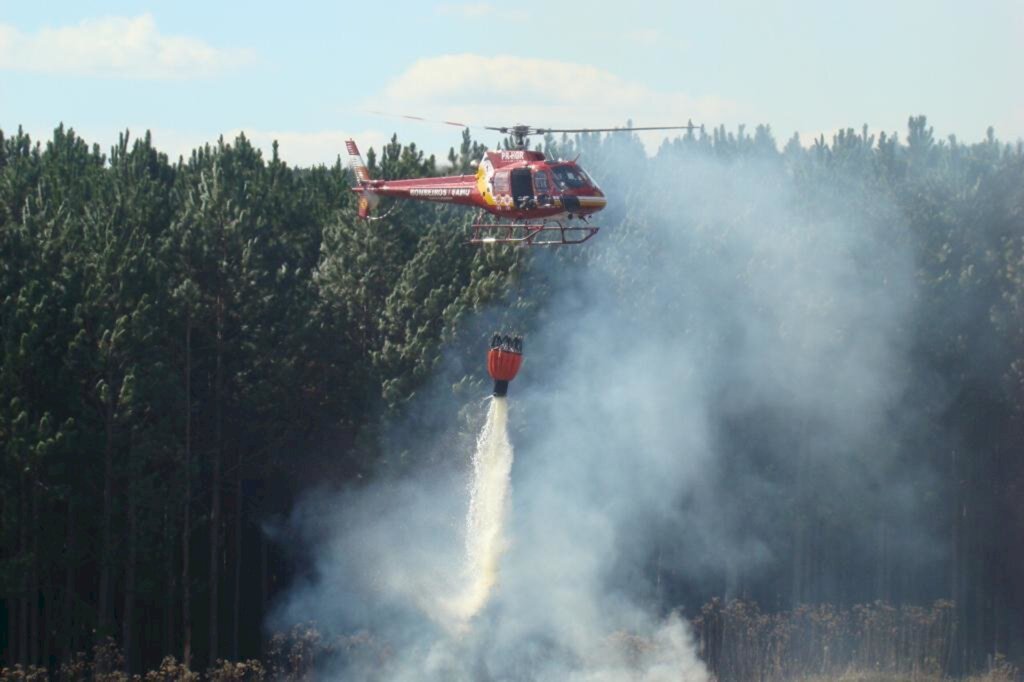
left=551, top=164, right=591, bottom=190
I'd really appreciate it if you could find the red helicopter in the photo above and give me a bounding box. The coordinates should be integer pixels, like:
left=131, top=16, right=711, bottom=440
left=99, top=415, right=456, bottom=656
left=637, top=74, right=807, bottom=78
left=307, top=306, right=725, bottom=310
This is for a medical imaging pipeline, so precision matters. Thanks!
left=346, top=122, right=698, bottom=246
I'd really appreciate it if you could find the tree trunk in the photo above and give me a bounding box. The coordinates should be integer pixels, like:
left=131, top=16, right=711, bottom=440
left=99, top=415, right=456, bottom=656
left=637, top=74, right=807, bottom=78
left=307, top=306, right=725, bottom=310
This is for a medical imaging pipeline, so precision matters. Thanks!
left=233, top=474, right=242, bottom=661
left=6, top=590, right=15, bottom=668
left=209, top=295, right=224, bottom=664
left=62, top=499, right=76, bottom=662
left=42, top=582, right=52, bottom=669
left=260, top=530, right=268, bottom=653
left=98, top=377, right=115, bottom=635
left=875, top=514, right=890, bottom=602
left=29, top=484, right=39, bottom=665
left=209, top=448, right=221, bottom=664
left=3, top=489, right=15, bottom=667
left=164, top=500, right=176, bottom=657
left=182, top=318, right=193, bottom=670
left=791, top=468, right=807, bottom=605
left=951, top=446, right=966, bottom=673
left=122, top=463, right=137, bottom=674
left=19, top=480, right=28, bottom=666
left=209, top=290, right=224, bottom=659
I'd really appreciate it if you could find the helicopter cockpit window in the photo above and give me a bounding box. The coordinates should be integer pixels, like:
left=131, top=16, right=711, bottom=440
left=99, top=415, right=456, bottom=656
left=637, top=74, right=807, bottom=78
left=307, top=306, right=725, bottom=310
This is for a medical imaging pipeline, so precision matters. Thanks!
left=533, top=170, right=549, bottom=193
left=493, top=171, right=509, bottom=194
left=551, top=164, right=590, bottom=190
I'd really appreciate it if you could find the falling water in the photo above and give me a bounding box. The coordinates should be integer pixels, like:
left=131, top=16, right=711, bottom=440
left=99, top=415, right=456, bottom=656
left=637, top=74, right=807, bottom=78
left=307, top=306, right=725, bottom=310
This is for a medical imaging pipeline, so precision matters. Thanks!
left=448, top=396, right=514, bottom=624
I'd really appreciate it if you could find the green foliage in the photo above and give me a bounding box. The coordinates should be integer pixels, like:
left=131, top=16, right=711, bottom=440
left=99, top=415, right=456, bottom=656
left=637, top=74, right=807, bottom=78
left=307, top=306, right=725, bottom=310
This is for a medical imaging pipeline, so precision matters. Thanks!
left=0, top=119, right=1022, bottom=676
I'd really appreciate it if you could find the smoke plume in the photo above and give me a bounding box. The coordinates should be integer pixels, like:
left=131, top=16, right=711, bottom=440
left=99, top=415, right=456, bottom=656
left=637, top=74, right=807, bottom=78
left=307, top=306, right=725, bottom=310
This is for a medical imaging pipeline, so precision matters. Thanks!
left=271, top=133, right=927, bottom=680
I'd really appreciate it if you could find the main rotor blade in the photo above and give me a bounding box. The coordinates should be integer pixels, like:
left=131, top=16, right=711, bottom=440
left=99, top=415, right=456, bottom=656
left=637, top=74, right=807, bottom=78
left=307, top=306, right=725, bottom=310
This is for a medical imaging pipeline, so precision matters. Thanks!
left=365, top=110, right=478, bottom=129
left=481, top=123, right=703, bottom=139
left=534, top=124, right=701, bottom=134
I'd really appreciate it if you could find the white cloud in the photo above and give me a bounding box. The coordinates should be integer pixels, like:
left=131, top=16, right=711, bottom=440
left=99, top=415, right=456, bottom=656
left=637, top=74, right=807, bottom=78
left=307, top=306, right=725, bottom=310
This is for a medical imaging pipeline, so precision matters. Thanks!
left=370, top=54, right=737, bottom=154
left=0, top=14, right=254, bottom=79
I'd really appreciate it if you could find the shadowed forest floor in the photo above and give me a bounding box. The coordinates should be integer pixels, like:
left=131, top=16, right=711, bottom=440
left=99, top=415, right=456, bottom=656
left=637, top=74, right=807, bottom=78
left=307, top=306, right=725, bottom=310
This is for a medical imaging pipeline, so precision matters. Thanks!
left=1, top=600, right=1019, bottom=681
left=798, top=674, right=1018, bottom=682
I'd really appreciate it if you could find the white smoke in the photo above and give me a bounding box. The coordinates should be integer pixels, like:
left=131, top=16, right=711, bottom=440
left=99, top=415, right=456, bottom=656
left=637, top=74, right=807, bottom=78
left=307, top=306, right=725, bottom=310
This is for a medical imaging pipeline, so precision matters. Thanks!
left=272, top=132, right=921, bottom=681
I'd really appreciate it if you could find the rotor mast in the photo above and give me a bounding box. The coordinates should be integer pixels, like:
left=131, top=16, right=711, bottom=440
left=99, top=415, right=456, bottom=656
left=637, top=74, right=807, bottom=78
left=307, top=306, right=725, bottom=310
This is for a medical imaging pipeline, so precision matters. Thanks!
left=507, top=125, right=532, bottom=150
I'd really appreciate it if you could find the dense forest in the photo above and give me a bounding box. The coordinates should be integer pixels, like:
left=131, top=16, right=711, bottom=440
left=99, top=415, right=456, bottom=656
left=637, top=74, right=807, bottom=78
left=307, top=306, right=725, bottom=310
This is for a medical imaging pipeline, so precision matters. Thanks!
left=1, top=118, right=1022, bottom=678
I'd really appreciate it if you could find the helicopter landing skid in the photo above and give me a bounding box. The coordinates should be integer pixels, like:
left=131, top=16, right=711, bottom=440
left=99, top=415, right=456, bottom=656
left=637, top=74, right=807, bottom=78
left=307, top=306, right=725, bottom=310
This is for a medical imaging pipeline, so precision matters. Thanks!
left=470, top=219, right=599, bottom=246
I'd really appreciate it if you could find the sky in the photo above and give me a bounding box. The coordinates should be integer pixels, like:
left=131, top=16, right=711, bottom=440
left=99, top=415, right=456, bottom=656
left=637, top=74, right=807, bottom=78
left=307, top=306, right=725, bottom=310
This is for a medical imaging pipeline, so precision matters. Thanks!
left=1, top=0, right=1022, bottom=166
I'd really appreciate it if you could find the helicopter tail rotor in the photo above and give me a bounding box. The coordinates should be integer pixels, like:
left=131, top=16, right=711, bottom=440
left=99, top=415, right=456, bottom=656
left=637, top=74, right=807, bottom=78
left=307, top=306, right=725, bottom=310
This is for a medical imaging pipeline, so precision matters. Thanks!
left=356, top=192, right=379, bottom=219
left=346, top=139, right=385, bottom=220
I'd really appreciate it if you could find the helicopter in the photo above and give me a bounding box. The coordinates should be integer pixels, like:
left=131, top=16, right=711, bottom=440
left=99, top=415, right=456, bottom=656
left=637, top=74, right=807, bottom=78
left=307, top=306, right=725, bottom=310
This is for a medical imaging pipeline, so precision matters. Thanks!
left=346, top=121, right=699, bottom=246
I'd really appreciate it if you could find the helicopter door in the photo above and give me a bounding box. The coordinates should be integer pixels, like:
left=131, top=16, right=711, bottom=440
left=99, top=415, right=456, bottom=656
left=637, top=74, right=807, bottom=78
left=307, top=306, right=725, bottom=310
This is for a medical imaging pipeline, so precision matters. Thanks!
left=492, top=171, right=510, bottom=208
left=533, top=169, right=552, bottom=207
left=510, top=168, right=534, bottom=209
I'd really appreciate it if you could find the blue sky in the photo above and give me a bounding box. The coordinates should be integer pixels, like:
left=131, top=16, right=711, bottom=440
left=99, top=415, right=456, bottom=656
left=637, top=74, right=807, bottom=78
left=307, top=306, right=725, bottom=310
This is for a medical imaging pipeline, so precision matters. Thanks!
left=1, top=1, right=1021, bottom=166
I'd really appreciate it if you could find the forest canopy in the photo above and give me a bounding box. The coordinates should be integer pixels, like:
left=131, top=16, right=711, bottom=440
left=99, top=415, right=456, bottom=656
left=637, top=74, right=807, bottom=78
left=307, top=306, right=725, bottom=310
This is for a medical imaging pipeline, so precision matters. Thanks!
left=1, top=119, right=1022, bottom=676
